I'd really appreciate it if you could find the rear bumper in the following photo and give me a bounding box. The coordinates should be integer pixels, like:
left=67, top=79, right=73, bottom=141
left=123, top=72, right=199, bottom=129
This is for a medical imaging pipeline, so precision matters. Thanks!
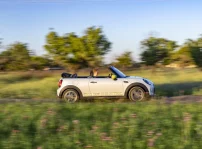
left=57, top=88, right=62, bottom=98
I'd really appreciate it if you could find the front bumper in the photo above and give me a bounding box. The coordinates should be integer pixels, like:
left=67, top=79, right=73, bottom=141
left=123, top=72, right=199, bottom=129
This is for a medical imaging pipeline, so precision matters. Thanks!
left=149, top=85, right=155, bottom=96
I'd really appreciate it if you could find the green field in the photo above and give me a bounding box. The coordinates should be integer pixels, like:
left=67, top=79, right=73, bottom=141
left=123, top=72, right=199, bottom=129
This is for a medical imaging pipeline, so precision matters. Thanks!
left=1, top=102, right=202, bottom=149
left=0, top=68, right=202, bottom=99
left=0, top=69, right=202, bottom=148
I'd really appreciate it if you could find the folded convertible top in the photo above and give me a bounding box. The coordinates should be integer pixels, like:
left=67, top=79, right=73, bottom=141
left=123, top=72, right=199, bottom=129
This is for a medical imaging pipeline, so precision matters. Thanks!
left=61, top=72, right=72, bottom=78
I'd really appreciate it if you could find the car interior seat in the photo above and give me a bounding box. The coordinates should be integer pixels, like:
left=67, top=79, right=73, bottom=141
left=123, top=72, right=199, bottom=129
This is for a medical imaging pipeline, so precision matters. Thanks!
left=71, top=73, right=77, bottom=78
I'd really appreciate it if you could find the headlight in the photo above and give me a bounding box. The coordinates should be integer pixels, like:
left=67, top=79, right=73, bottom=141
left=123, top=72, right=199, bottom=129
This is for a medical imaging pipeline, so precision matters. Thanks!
left=143, top=78, right=152, bottom=85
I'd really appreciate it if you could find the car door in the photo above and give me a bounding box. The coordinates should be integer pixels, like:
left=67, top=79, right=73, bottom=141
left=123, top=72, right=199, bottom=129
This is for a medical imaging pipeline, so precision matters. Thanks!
left=89, top=78, right=124, bottom=96
left=72, top=78, right=91, bottom=97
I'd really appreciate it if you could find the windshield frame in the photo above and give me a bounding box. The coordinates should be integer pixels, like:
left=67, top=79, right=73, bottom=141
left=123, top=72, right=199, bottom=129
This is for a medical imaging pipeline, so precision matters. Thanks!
left=109, top=66, right=127, bottom=78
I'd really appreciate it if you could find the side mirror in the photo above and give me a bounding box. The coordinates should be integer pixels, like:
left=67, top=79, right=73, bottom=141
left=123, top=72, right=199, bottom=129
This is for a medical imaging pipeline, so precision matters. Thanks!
left=111, top=74, right=117, bottom=80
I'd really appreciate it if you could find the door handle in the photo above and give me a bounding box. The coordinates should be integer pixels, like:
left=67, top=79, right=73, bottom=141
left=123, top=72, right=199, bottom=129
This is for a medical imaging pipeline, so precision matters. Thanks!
left=90, top=81, right=97, bottom=83
left=123, top=81, right=128, bottom=83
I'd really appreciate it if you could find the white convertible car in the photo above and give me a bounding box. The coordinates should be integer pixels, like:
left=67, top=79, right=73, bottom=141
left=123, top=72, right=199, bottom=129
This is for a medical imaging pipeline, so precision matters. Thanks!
left=57, top=66, right=155, bottom=103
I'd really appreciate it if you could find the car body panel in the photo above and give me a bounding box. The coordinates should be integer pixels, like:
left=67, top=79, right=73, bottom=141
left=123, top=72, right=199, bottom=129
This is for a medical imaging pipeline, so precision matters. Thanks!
left=58, top=78, right=90, bottom=97
left=57, top=66, right=155, bottom=99
left=89, top=78, right=124, bottom=96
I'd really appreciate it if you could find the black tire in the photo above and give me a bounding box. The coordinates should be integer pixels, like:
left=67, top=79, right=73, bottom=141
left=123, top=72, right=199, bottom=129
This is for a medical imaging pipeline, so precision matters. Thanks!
left=62, top=89, right=79, bottom=103
left=128, top=86, right=146, bottom=102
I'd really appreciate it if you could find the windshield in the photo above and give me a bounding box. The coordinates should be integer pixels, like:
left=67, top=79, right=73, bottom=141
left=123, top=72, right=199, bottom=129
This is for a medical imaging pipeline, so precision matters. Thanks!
left=110, top=66, right=126, bottom=78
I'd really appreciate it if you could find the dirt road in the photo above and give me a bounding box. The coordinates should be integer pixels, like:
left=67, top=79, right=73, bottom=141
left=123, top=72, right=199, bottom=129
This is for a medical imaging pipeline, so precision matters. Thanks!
left=163, top=95, right=202, bottom=104
left=0, top=95, right=202, bottom=104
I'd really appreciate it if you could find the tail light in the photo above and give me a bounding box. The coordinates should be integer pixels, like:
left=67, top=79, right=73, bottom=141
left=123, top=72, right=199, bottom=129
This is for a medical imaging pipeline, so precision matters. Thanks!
left=58, top=79, right=63, bottom=88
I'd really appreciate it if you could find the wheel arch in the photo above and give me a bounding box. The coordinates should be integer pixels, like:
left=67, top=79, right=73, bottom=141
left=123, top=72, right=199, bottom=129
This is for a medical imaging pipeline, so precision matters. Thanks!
left=59, top=85, right=83, bottom=99
left=124, top=83, right=149, bottom=98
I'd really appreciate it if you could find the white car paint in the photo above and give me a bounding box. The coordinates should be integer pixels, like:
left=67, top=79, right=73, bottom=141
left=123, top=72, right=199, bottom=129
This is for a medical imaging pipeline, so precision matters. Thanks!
left=57, top=66, right=155, bottom=99
left=89, top=78, right=124, bottom=96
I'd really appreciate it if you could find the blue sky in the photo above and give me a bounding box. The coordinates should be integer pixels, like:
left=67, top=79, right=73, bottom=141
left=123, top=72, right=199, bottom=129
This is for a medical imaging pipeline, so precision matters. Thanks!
left=0, top=0, right=202, bottom=62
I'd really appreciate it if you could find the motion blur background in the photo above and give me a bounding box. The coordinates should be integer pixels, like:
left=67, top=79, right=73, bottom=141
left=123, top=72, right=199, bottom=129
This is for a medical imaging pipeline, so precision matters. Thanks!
left=0, top=0, right=202, bottom=99
left=0, top=0, right=202, bottom=148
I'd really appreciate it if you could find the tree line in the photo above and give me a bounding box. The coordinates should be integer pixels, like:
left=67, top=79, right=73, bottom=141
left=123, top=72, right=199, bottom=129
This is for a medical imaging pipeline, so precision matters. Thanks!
left=0, top=26, right=202, bottom=71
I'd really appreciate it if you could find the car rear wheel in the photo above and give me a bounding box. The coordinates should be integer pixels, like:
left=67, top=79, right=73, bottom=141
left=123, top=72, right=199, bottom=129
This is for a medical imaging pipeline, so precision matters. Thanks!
left=62, top=89, right=79, bottom=103
left=128, top=86, right=145, bottom=102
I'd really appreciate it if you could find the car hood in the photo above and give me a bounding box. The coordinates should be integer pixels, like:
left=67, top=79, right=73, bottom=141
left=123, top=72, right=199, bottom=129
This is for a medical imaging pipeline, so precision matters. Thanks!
left=126, top=76, right=143, bottom=79
left=127, top=76, right=154, bottom=84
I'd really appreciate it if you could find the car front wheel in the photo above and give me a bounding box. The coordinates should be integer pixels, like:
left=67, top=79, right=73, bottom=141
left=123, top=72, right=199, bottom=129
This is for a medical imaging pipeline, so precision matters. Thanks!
left=128, top=86, right=146, bottom=102
left=62, top=89, right=79, bottom=103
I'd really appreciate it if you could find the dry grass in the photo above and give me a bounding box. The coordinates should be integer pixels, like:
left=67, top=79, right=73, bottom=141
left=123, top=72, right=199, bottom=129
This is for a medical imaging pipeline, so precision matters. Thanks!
left=0, top=68, right=202, bottom=99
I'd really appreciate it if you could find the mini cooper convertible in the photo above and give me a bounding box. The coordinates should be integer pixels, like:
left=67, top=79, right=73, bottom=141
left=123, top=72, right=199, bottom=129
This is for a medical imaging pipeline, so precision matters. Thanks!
left=57, top=66, right=155, bottom=103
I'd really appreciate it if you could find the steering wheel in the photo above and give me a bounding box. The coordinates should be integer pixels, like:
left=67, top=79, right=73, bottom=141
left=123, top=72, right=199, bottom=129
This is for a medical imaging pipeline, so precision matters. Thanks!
left=108, top=73, right=112, bottom=78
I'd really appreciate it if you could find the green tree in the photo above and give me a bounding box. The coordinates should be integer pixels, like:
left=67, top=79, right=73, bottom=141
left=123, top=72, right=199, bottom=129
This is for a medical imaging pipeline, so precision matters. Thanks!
left=0, top=50, right=10, bottom=70
left=171, top=46, right=194, bottom=67
left=187, top=36, right=202, bottom=69
left=191, top=47, right=202, bottom=69
left=30, top=56, right=51, bottom=70
left=140, top=37, right=178, bottom=66
left=0, top=42, right=31, bottom=70
left=115, top=51, right=134, bottom=68
left=44, top=27, right=111, bottom=71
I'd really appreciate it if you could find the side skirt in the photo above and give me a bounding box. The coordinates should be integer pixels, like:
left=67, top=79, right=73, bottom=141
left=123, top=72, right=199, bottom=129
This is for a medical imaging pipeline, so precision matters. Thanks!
left=81, top=96, right=126, bottom=99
